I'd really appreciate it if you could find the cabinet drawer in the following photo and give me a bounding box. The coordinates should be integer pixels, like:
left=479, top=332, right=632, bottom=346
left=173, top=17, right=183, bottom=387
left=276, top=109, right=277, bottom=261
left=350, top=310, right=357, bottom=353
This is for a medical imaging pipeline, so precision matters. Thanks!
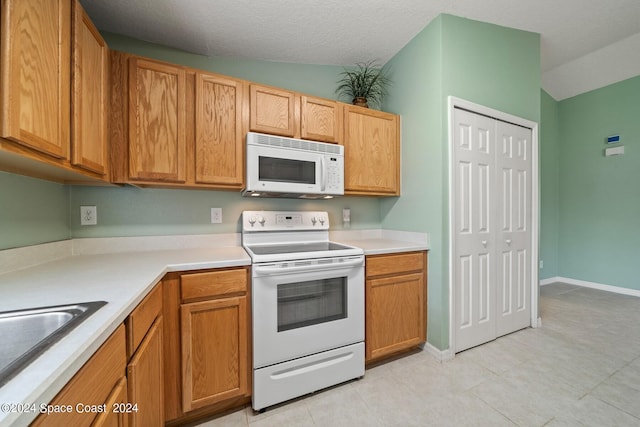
left=366, top=252, right=426, bottom=278
left=181, top=269, right=247, bottom=301
left=126, top=284, right=162, bottom=358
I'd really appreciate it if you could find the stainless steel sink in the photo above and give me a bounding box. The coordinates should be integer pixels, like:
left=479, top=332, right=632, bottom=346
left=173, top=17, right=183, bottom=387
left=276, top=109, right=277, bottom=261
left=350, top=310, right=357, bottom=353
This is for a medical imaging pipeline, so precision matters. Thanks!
left=0, top=301, right=107, bottom=386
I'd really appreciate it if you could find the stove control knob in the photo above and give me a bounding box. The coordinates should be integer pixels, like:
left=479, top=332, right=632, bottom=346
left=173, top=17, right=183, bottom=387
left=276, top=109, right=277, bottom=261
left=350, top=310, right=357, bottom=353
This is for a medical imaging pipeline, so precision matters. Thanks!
left=248, top=216, right=256, bottom=226
left=319, top=216, right=325, bottom=226
left=257, top=215, right=266, bottom=226
left=311, top=216, right=317, bottom=225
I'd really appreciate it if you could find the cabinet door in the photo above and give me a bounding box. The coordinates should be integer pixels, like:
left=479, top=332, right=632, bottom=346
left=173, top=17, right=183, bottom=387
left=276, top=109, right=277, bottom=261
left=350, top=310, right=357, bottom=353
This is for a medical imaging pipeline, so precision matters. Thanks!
left=181, top=296, right=249, bottom=412
left=249, top=84, right=295, bottom=137
left=1, top=0, right=70, bottom=159
left=366, top=272, right=426, bottom=362
left=129, top=58, right=186, bottom=182
left=195, top=73, right=244, bottom=187
left=343, top=106, right=399, bottom=195
left=300, top=96, right=341, bottom=143
left=92, top=377, right=129, bottom=427
left=127, top=316, right=164, bottom=427
left=71, top=0, right=108, bottom=175
left=32, top=325, right=127, bottom=426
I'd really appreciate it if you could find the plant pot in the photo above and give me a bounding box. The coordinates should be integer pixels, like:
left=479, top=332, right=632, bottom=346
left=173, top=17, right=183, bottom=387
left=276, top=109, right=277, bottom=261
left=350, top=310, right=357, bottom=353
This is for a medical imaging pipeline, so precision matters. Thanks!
left=352, top=97, right=369, bottom=108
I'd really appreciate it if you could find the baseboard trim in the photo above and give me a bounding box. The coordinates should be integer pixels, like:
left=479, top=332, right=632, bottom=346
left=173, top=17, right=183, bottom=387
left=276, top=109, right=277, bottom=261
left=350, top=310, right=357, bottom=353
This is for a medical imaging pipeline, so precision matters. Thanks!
left=424, top=342, right=454, bottom=361
left=540, top=276, right=562, bottom=286
left=541, top=276, right=640, bottom=298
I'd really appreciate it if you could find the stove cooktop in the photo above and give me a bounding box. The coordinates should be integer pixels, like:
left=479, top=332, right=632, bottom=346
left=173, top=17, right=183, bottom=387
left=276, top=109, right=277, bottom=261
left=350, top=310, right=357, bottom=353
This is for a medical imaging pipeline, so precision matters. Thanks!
left=247, top=242, right=354, bottom=256
left=241, top=210, right=364, bottom=263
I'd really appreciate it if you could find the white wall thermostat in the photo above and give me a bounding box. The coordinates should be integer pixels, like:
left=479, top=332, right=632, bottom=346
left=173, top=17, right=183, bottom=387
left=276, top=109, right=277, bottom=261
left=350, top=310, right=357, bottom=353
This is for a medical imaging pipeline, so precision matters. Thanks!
left=606, top=134, right=621, bottom=144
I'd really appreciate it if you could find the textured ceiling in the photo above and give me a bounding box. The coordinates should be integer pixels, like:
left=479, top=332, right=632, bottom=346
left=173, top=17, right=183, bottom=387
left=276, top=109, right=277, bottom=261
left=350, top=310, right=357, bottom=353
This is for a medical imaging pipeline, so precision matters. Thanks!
left=81, top=0, right=640, bottom=100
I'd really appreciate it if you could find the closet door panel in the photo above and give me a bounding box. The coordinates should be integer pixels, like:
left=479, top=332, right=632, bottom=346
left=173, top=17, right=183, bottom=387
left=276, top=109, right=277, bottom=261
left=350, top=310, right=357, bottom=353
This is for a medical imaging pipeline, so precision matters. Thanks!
left=453, top=109, right=496, bottom=352
left=453, top=107, right=533, bottom=353
left=495, top=121, right=532, bottom=337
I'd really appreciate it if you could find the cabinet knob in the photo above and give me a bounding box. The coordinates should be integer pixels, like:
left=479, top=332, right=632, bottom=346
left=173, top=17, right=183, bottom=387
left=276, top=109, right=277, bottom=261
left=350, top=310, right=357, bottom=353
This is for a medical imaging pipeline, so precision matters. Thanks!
left=506, top=239, right=512, bottom=245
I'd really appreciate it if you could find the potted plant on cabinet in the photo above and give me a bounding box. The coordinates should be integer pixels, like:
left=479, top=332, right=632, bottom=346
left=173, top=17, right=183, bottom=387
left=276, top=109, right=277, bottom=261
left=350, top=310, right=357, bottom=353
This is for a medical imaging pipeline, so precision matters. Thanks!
left=336, top=60, right=391, bottom=109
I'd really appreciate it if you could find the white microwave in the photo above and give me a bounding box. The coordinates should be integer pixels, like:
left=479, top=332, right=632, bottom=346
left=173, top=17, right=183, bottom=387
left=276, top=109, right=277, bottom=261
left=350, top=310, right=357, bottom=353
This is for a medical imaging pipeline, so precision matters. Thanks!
left=243, top=132, right=344, bottom=199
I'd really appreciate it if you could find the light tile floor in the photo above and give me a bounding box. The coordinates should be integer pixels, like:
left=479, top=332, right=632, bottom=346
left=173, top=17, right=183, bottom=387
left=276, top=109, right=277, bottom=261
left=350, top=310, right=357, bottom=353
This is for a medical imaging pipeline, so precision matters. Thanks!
left=194, top=283, right=640, bottom=426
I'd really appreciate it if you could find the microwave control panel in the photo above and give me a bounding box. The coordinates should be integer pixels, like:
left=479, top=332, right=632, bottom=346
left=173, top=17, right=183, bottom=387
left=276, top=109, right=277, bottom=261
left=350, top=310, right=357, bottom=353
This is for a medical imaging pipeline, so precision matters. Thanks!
left=325, top=155, right=344, bottom=193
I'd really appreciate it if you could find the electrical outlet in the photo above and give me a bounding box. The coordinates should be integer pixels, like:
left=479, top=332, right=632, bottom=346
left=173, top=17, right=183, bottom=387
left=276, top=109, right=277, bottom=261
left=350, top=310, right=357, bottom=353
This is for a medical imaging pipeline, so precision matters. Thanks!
left=80, top=206, right=97, bottom=225
left=342, top=208, right=351, bottom=223
left=539, top=260, right=544, bottom=269
left=211, top=208, right=222, bottom=224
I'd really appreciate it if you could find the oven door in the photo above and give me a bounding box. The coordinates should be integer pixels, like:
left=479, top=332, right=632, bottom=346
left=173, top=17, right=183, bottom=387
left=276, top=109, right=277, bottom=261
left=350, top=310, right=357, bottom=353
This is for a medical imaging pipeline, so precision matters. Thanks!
left=252, top=255, right=364, bottom=368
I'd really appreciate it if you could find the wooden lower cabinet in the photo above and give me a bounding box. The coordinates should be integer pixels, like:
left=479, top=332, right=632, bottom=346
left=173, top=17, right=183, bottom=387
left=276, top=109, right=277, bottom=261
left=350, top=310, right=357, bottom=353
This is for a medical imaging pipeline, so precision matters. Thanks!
left=32, top=325, right=127, bottom=426
left=365, top=251, right=427, bottom=363
left=92, top=377, right=129, bottom=427
left=163, top=267, right=251, bottom=425
left=127, top=317, right=163, bottom=426
left=126, top=285, right=164, bottom=426
left=181, top=296, right=248, bottom=411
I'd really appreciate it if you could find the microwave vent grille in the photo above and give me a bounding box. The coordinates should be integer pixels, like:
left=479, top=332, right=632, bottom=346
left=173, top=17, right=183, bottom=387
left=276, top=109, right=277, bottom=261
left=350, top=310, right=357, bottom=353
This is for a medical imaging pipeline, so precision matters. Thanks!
left=252, top=133, right=342, bottom=155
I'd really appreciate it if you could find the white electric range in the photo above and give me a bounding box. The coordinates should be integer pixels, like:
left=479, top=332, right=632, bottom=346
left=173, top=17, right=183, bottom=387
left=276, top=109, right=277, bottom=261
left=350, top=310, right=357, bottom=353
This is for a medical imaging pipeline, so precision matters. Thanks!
left=242, top=211, right=365, bottom=411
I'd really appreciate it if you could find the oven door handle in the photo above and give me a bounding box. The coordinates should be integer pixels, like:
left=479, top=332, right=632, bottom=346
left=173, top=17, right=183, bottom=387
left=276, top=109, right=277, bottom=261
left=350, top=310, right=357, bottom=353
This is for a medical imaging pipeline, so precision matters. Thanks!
left=253, top=257, right=363, bottom=275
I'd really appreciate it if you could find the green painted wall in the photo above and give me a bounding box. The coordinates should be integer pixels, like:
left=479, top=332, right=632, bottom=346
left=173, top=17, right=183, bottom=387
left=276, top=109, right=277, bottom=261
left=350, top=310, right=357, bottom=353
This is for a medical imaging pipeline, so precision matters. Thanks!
left=441, top=14, right=541, bottom=123
left=68, top=34, right=381, bottom=238
left=382, top=14, right=540, bottom=351
left=103, top=32, right=345, bottom=101
left=0, top=172, right=70, bottom=250
left=540, top=90, right=560, bottom=279
left=558, top=75, right=640, bottom=291
left=381, top=17, right=445, bottom=349
left=69, top=185, right=380, bottom=237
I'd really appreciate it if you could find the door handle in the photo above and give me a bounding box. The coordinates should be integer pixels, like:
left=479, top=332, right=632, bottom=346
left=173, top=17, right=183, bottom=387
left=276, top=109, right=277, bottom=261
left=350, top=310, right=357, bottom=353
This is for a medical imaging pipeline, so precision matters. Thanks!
left=253, top=256, right=364, bottom=275
left=320, top=157, right=326, bottom=191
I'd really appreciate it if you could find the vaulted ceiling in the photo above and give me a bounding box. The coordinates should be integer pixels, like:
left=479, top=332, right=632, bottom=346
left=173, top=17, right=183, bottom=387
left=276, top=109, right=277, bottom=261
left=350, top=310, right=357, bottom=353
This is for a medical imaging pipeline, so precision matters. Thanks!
left=81, top=0, right=640, bottom=100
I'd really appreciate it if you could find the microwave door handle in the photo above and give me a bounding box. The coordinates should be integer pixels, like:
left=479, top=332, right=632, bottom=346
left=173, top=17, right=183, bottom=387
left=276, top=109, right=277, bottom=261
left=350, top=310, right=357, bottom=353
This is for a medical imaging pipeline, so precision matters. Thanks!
left=320, top=157, right=326, bottom=191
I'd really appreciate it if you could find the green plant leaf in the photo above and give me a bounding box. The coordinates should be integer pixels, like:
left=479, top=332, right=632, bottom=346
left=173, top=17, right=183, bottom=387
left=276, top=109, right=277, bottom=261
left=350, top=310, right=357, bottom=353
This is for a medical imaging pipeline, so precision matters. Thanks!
left=335, top=60, right=391, bottom=106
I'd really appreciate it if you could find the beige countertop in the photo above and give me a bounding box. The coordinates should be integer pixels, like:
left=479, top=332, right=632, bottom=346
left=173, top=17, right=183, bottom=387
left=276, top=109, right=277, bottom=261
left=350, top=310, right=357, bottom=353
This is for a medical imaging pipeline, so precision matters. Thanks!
left=0, top=230, right=428, bottom=426
left=331, top=229, right=429, bottom=255
left=338, top=238, right=428, bottom=255
left=0, top=246, right=250, bottom=427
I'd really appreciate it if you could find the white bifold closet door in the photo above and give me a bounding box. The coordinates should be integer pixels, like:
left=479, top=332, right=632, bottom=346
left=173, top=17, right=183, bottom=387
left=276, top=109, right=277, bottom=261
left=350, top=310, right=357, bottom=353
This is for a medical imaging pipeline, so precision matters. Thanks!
left=453, top=107, right=532, bottom=353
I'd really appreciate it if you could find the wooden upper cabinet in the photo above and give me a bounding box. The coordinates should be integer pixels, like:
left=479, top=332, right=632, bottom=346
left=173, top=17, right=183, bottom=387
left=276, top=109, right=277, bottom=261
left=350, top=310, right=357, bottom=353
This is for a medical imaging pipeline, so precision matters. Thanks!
left=71, top=0, right=108, bottom=176
left=300, top=96, right=341, bottom=143
left=195, top=72, right=245, bottom=187
left=128, top=57, right=186, bottom=182
left=0, top=0, right=71, bottom=159
left=249, top=84, right=295, bottom=137
left=343, top=105, right=400, bottom=196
